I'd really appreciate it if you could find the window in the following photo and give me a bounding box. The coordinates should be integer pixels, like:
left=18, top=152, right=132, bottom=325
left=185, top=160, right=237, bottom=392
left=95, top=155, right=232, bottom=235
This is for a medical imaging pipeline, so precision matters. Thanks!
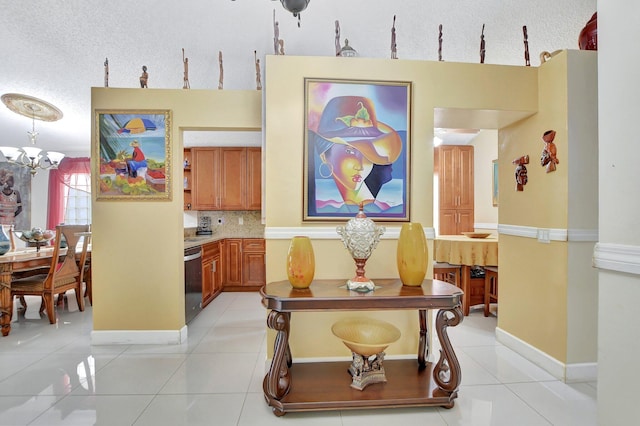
left=47, top=157, right=91, bottom=229
left=63, top=173, right=91, bottom=225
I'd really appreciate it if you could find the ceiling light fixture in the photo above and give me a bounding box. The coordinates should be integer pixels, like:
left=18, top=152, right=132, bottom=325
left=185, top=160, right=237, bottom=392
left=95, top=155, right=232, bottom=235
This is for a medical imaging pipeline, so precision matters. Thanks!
left=279, top=0, right=310, bottom=27
left=0, top=93, right=65, bottom=177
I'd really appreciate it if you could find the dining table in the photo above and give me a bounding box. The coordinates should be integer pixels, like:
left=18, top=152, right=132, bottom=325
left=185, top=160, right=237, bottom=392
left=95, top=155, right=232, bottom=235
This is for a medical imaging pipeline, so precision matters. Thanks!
left=0, top=243, right=91, bottom=337
left=433, top=234, right=498, bottom=315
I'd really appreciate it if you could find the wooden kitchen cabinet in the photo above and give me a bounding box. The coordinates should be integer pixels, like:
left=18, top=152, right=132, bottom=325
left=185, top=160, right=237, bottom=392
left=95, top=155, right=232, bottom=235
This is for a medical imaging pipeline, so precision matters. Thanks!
left=436, top=145, right=474, bottom=235
left=242, top=238, right=265, bottom=287
left=191, top=148, right=221, bottom=210
left=189, top=147, right=261, bottom=211
left=224, top=238, right=243, bottom=287
left=202, top=241, right=223, bottom=307
left=223, top=238, right=265, bottom=289
left=183, top=148, right=193, bottom=211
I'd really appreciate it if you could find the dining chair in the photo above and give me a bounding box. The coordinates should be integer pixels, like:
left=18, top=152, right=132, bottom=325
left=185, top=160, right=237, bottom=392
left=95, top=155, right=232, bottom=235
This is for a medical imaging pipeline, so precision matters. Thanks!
left=484, top=266, right=499, bottom=316
left=11, top=224, right=89, bottom=324
left=433, top=261, right=461, bottom=288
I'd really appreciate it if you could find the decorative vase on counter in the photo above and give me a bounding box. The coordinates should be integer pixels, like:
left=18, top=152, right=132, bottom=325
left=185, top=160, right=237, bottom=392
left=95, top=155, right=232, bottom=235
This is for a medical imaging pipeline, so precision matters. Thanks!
left=0, top=226, right=11, bottom=255
left=396, top=222, right=428, bottom=286
left=286, top=236, right=315, bottom=289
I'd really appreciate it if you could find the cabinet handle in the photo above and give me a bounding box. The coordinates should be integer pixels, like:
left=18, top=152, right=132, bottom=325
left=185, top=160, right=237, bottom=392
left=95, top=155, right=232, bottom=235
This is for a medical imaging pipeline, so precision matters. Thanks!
left=212, top=260, right=216, bottom=273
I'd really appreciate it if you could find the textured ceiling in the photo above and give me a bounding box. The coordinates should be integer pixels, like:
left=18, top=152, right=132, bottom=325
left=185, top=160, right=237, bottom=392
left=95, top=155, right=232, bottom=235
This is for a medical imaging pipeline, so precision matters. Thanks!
left=0, top=0, right=596, bottom=155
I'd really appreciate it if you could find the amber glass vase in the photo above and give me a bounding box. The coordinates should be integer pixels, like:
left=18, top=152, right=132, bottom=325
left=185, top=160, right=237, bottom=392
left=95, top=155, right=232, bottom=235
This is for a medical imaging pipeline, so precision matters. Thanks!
left=396, top=223, right=428, bottom=286
left=286, top=236, right=315, bottom=289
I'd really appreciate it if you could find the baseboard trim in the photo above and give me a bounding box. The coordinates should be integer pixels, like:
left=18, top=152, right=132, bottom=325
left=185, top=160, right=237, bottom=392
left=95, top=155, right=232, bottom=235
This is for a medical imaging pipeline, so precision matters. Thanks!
left=496, top=327, right=597, bottom=383
left=91, top=326, right=188, bottom=345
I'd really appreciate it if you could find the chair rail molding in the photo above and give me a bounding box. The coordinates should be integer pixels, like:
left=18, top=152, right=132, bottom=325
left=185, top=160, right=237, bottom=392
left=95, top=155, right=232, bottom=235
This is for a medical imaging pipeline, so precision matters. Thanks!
left=265, top=226, right=436, bottom=240
left=593, top=242, right=640, bottom=276
left=498, top=224, right=598, bottom=242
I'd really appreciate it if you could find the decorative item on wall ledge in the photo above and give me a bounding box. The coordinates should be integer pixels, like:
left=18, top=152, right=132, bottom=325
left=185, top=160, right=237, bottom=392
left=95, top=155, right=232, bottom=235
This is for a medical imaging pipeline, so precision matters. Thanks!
left=479, top=24, right=486, bottom=64
left=335, top=20, right=341, bottom=56
left=182, top=48, right=190, bottom=89
left=286, top=236, right=315, bottom=289
left=104, top=57, right=109, bottom=87
left=578, top=12, right=597, bottom=50
left=397, top=222, right=428, bottom=286
left=336, top=204, right=385, bottom=292
left=390, top=15, right=398, bottom=59
left=280, top=0, right=310, bottom=27
left=218, top=51, right=224, bottom=90
left=540, top=129, right=559, bottom=173
left=338, top=39, right=358, bottom=57
left=523, top=26, right=530, bottom=66
left=304, top=79, right=411, bottom=221
left=512, top=154, right=529, bottom=192
left=94, top=110, right=172, bottom=201
left=0, top=93, right=65, bottom=177
left=139, top=65, right=149, bottom=88
left=254, top=51, right=262, bottom=90
left=438, top=24, right=444, bottom=61
left=539, top=49, right=562, bottom=64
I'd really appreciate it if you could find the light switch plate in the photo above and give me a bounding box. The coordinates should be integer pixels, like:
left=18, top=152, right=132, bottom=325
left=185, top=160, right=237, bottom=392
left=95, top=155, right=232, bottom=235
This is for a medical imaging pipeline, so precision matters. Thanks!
left=537, top=228, right=550, bottom=243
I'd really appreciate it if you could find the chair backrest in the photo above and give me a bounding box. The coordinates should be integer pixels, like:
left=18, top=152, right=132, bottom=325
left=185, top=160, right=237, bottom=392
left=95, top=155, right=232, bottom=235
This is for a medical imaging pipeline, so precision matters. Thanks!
left=77, top=231, right=91, bottom=284
left=43, top=224, right=90, bottom=290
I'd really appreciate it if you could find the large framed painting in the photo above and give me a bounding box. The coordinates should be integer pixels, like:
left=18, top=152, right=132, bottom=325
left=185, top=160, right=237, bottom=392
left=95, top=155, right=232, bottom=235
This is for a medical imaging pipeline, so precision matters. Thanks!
left=94, top=110, right=172, bottom=200
left=304, top=79, right=411, bottom=221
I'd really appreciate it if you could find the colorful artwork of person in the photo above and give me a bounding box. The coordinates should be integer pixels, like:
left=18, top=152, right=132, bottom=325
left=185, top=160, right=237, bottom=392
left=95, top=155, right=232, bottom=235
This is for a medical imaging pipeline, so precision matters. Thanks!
left=304, top=79, right=411, bottom=221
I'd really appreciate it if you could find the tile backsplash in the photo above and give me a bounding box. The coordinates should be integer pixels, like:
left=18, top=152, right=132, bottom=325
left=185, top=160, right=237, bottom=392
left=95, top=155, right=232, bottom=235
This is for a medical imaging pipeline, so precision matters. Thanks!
left=184, top=210, right=264, bottom=238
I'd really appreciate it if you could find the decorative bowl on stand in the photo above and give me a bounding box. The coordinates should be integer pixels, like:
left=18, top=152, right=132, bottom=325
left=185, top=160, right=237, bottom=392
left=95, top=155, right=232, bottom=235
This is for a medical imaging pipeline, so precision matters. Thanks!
left=13, top=228, right=55, bottom=252
left=332, top=317, right=401, bottom=390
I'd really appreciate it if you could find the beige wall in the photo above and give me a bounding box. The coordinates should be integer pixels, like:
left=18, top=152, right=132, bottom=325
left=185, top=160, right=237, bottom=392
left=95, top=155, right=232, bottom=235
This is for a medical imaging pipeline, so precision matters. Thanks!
left=264, top=55, right=537, bottom=357
left=472, top=129, right=499, bottom=228
left=91, top=88, right=261, bottom=331
left=497, top=51, right=598, bottom=366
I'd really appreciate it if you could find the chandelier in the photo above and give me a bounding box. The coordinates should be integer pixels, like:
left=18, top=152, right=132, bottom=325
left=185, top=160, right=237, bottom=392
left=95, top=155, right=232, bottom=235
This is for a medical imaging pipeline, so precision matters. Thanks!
left=0, top=93, right=65, bottom=177
left=280, top=0, right=310, bottom=27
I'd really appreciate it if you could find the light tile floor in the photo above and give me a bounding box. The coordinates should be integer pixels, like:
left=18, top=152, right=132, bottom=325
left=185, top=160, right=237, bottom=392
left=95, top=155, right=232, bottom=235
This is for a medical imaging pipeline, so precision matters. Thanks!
left=0, top=292, right=597, bottom=425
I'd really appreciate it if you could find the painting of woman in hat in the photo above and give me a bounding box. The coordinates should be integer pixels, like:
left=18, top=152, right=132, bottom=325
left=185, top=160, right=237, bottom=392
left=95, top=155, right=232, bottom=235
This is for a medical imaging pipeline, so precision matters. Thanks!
left=306, top=85, right=410, bottom=220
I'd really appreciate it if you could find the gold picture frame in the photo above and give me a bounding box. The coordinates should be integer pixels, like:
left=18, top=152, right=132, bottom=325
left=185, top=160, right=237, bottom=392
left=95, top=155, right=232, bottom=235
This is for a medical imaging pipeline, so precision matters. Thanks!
left=94, top=110, right=172, bottom=201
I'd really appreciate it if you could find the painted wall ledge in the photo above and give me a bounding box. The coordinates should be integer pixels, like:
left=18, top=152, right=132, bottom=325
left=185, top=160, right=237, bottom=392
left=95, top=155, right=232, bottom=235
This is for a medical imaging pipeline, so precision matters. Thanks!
left=265, top=226, right=436, bottom=240
left=593, top=243, right=640, bottom=276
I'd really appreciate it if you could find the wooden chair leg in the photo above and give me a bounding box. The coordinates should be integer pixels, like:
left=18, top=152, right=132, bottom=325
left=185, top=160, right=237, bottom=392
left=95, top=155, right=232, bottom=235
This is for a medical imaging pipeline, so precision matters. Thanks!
left=75, top=285, right=85, bottom=312
left=42, top=293, right=56, bottom=324
left=484, top=275, right=491, bottom=317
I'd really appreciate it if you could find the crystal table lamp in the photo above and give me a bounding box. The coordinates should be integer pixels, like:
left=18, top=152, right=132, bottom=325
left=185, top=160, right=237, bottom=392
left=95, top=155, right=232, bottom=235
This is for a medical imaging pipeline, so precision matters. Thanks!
left=336, top=205, right=385, bottom=292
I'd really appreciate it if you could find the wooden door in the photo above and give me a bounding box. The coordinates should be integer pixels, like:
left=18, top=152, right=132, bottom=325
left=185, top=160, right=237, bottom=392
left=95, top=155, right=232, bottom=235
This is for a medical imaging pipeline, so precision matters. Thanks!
left=439, top=209, right=458, bottom=235
left=242, top=239, right=265, bottom=287
left=192, top=148, right=220, bottom=210
left=212, top=252, right=223, bottom=295
left=457, top=147, right=474, bottom=210
left=220, top=148, right=246, bottom=210
left=246, top=147, right=262, bottom=210
left=202, top=258, right=214, bottom=307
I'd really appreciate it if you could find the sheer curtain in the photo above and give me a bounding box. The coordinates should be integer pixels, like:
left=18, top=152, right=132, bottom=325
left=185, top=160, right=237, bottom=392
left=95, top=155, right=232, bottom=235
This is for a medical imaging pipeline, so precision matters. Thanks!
left=47, top=157, right=91, bottom=230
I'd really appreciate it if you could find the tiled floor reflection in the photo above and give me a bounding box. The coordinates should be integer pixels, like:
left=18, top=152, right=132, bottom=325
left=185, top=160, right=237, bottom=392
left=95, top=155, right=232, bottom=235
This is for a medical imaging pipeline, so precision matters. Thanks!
left=0, top=293, right=597, bottom=425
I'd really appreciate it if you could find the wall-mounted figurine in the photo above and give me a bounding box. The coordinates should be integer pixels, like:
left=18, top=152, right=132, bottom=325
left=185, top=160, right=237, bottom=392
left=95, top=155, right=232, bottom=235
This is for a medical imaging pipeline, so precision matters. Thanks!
left=218, top=51, right=224, bottom=90
left=540, top=129, right=559, bottom=173
left=390, top=15, right=398, bottom=59
left=139, top=65, right=148, bottom=88
left=523, top=26, right=531, bottom=66
left=279, top=39, right=285, bottom=55
left=438, top=24, right=444, bottom=61
left=104, top=58, right=109, bottom=87
left=254, top=51, right=262, bottom=90
left=512, top=154, right=530, bottom=191
left=480, top=24, right=486, bottom=63
left=182, top=48, right=190, bottom=89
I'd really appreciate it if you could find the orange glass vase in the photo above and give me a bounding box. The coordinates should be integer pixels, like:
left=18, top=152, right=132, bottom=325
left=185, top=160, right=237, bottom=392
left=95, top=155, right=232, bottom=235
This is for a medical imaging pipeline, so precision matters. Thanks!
left=396, top=223, right=428, bottom=286
left=286, top=236, right=315, bottom=289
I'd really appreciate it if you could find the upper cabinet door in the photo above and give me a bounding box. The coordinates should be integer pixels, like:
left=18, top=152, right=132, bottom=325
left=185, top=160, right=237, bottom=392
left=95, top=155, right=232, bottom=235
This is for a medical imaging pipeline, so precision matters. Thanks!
left=220, top=148, right=247, bottom=210
left=192, top=148, right=221, bottom=210
left=246, top=147, right=262, bottom=210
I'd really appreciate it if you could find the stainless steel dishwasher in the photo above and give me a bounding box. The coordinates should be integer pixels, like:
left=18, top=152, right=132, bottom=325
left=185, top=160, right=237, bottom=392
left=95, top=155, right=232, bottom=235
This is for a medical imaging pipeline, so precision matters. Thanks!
left=184, top=246, right=203, bottom=324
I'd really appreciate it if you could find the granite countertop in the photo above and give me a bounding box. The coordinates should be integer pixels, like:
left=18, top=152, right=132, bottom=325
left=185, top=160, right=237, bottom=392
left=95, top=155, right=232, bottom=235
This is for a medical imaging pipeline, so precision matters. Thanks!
left=183, top=229, right=264, bottom=249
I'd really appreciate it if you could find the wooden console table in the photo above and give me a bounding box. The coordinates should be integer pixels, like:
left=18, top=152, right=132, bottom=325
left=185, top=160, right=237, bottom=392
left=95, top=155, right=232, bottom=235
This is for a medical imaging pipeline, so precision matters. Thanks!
left=260, top=278, right=464, bottom=416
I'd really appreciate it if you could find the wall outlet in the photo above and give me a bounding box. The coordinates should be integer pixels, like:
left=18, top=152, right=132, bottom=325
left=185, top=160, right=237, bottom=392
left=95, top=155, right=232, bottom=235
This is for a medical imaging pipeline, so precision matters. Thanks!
left=239, top=216, right=244, bottom=225
left=537, top=228, right=550, bottom=243
left=218, top=218, right=224, bottom=224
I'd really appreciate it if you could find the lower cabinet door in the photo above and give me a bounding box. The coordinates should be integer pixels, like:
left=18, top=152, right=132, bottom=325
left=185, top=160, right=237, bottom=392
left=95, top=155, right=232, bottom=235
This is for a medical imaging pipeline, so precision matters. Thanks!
left=243, top=252, right=265, bottom=286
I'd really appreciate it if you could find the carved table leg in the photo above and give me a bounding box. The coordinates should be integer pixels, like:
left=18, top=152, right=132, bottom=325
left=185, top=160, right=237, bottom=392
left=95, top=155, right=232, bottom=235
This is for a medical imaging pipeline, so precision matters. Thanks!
left=263, top=310, right=291, bottom=416
left=418, top=309, right=429, bottom=369
left=433, top=306, right=463, bottom=405
left=0, top=263, right=13, bottom=336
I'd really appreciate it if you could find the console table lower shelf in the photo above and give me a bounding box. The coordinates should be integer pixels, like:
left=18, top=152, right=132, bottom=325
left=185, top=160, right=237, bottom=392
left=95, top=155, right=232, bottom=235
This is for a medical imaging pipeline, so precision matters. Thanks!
left=260, top=278, right=464, bottom=416
left=263, top=359, right=456, bottom=414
